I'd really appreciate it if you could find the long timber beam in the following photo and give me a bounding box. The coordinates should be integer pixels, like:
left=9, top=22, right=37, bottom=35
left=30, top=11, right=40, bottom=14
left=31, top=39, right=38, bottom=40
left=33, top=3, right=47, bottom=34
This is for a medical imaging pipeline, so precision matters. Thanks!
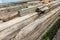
left=14, top=7, right=60, bottom=40
left=0, top=1, right=60, bottom=22
left=0, top=1, right=60, bottom=40
left=0, top=12, right=39, bottom=40
left=0, top=6, right=59, bottom=40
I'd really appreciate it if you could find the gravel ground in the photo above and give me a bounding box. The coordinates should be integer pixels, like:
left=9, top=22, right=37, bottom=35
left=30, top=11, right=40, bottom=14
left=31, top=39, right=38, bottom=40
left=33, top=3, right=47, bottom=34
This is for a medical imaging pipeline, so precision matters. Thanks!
left=53, top=28, right=60, bottom=40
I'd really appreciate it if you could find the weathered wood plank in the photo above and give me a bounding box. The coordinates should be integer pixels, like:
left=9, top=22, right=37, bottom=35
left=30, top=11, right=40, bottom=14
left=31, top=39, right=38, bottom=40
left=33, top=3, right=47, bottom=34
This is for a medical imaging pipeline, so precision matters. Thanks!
left=0, top=5, right=27, bottom=13
left=0, top=13, right=39, bottom=40
left=0, top=12, right=19, bottom=22
left=20, top=8, right=60, bottom=40
left=0, top=12, right=39, bottom=40
left=0, top=1, right=59, bottom=22
left=0, top=1, right=43, bottom=21
left=20, top=1, right=60, bottom=16
left=48, top=2, right=60, bottom=10
left=0, top=12, right=38, bottom=32
left=20, top=6, right=37, bottom=16
left=0, top=1, right=59, bottom=40
left=14, top=7, right=60, bottom=40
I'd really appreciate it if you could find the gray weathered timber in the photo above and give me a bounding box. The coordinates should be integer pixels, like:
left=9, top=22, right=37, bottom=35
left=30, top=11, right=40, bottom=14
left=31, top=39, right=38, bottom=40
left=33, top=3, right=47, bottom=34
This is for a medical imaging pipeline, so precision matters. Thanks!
left=0, top=1, right=43, bottom=21
left=0, top=4, right=26, bottom=13
left=37, top=1, right=60, bottom=13
left=0, top=13, right=38, bottom=32
left=0, top=12, right=19, bottom=22
left=0, top=1, right=59, bottom=40
left=48, top=2, right=60, bottom=11
left=19, top=6, right=37, bottom=16
left=22, top=8, right=60, bottom=40
left=0, top=1, right=59, bottom=22
left=0, top=13, right=38, bottom=40
left=37, top=13, right=60, bottom=40
left=14, top=7, right=60, bottom=40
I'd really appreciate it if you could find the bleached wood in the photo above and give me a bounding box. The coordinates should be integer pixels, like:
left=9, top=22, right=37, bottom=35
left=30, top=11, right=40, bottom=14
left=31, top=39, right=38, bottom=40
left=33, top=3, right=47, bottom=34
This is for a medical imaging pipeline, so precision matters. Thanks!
left=0, top=12, right=19, bottom=21
left=0, top=12, right=38, bottom=32
left=14, top=7, right=60, bottom=40
left=0, top=1, right=59, bottom=40
left=0, top=13, right=39, bottom=40
left=20, top=8, right=60, bottom=40
left=20, top=6, right=37, bottom=16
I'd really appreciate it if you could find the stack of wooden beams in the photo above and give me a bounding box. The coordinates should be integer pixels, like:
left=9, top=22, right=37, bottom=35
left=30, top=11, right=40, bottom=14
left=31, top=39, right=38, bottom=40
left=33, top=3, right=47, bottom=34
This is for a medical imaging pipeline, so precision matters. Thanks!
left=0, top=1, right=59, bottom=22
left=14, top=7, right=60, bottom=40
left=0, top=1, right=60, bottom=40
left=0, top=1, right=43, bottom=22
left=0, top=6, right=60, bottom=40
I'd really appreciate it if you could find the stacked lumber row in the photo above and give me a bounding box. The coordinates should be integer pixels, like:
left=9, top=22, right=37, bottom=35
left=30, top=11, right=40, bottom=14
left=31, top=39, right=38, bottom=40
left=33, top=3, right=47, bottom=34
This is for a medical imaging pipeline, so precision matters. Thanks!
left=0, top=1, right=57, bottom=27
left=36, top=1, right=60, bottom=14
left=0, top=4, right=42, bottom=22
left=0, top=12, right=39, bottom=40
left=0, top=1, right=59, bottom=22
left=0, top=1, right=42, bottom=13
left=0, top=1, right=28, bottom=8
left=0, top=0, right=41, bottom=8
left=0, top=1, right=43, bottom=22
left=0, top=6, right=60, bottom=40
left=0, top=1, right=60, bottom=40
left=20, top=1, right=60, bottom=16
left=0, top=4, right=27, bottom=13
left=14, top=7, right=60, bottom=40
left=0, top=1, right=58, bottom=12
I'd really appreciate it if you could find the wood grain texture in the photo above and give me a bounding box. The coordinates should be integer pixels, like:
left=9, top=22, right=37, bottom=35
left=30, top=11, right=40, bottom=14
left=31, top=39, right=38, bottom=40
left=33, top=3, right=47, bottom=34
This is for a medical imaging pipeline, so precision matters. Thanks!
left=0, top=1, right=60, bottom=40
left=14, top=7, right=60, bottom=40
left=0, top=12, right=39, bottom=40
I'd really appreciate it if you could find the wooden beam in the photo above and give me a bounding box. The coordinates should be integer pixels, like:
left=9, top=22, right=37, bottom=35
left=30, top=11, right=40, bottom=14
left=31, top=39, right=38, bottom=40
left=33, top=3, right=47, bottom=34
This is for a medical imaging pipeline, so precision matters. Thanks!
left=0, top=12, right=38, bottom=32
left=20, top=6, right=37, bottom=16
left=20, top=8, right=60, bottom=40
left=0, top=1, right=59, bottom=22
left=0, top=12, right=19, bottom=22
left=14, top=7, right=60, bottom=40
left=0, top=12, right=39, bottom=40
